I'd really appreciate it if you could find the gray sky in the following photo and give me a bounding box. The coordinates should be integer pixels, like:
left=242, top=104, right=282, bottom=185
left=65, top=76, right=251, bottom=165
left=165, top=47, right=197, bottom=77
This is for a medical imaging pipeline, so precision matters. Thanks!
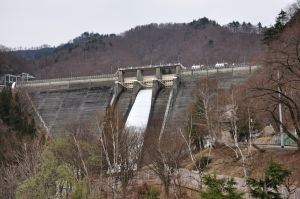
left=0, top=0, right=296, bottom=49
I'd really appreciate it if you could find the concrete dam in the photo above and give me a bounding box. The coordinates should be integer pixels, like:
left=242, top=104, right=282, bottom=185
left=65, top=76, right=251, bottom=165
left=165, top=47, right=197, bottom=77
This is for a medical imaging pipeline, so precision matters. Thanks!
left=20, top=64, right=257, bottom=135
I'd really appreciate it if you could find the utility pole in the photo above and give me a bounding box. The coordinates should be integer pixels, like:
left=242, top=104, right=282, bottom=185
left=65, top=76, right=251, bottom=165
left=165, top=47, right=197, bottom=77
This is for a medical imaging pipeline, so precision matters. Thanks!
left=278, top=70, right=284, bottom=148
left=178, top=54, right=180, bottom=63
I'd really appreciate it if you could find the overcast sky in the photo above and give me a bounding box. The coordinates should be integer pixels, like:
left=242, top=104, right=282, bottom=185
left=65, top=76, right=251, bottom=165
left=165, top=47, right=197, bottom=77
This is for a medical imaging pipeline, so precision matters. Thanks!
left=0, top=0, right=296, bottom=49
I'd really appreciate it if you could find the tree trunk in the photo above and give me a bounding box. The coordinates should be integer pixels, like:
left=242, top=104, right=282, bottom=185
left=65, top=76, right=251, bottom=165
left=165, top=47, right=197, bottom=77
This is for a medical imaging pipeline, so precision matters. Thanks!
left=164, top=181, right=169, bottom=199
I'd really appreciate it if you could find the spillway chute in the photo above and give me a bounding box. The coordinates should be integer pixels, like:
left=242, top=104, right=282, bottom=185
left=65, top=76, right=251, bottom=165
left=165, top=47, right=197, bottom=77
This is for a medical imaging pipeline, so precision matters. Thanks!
left=125, top=89, right=152, bottom=132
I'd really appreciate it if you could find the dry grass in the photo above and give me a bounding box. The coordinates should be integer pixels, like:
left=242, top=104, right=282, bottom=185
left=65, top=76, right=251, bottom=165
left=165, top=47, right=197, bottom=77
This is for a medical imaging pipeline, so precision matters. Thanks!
left=183, top=145, right=300, bottom=181
left=255, top=136, right=274, bottom=142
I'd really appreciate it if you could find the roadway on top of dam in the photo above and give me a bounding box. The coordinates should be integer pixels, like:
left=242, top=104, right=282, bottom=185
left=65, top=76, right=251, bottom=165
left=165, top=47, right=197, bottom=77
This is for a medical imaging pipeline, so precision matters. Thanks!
left=20, top=64, right=258, bottom=86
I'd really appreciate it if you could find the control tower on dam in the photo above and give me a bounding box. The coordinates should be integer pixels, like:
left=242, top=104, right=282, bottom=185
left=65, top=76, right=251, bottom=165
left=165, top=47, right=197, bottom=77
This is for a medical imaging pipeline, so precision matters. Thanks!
left=20, top=64, right=258, bottom=135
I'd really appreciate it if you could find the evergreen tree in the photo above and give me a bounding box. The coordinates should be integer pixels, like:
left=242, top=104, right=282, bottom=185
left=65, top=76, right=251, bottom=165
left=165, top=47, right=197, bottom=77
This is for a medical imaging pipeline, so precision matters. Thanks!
left=167, top=69, right=172, bottom=74
left=28, top=117, right=37, bottom=138
left=274, top=10, right=287, bottom=31
left=262, top=10, right=287, bottom=45
left=257, top=22, right=262, bottom=34
left=19, top=115, right=28, bottom=137
left=200, top=173, right=245, bottom=199
left=246, top=156, right=292, bottom=199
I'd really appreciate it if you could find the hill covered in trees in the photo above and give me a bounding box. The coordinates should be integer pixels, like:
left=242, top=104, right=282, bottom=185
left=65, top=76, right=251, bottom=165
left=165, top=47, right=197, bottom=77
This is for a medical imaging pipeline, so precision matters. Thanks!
left=22, top=17, right=266, bottom=79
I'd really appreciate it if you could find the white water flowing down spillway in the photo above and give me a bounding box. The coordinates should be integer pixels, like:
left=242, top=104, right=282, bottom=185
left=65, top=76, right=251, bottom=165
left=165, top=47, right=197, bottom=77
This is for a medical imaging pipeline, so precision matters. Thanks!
left=125, top=89, right=152, bottom=132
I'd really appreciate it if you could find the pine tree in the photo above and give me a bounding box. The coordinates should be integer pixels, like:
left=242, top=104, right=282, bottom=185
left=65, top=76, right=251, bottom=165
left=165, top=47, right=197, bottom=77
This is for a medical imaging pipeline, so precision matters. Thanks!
left=246, top=156, right=292, bottom=199
left=200, top=173, right=245, bottom=199
left=274, top=10, right=287, bottom=31
left=28, top=117, right=37, bottom=138
left=19, top=116, right=29, bottom=138
left=262, top=10, right=287, bottom=45
left=257, top=22, right=262, bottom=34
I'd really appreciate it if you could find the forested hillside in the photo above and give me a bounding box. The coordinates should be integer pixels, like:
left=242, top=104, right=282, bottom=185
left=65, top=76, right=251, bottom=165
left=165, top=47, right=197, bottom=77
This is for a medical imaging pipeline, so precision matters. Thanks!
left=23, top=17, right=265, bottom=79
left=0, top=45, right=27, bottom=76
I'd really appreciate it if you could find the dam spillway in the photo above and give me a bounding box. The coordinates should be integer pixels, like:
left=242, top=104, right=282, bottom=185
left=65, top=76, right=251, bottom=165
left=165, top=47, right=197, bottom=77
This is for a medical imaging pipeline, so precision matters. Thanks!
left=125, top=89, right=152, bottom=132
left=20, top=65, right=257, bottom=135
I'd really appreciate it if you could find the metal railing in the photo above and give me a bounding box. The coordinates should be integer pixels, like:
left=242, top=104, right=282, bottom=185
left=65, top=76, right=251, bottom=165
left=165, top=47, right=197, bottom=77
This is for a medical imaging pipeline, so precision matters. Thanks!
left=21, top=74, right=117, bottom=84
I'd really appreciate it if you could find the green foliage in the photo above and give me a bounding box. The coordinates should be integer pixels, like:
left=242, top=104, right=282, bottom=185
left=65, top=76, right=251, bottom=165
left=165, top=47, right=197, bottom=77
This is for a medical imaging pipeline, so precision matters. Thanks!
left=143, top=185, right=160, bottom=199
left=53, top=42, right=74, bottom=53
left=17, top=116, right=36, bottom=138
left=138, top=183, right=160, bottom=199
left=48, top=133, right=103, bottom=180
left=190, top=17, right=218, bottom=27
left=161, top=69, right=167, bottom=74
left=28, top=117, right=37, bottom=138
left=262, top=10, right=287, bottom=45
left=246, top=156, right=292, bottom=199
left=258, top=22, right=262, bottom=30
left=200, top=173, right=245, bottom=199
left=0, top=87, right=31, bottom=136
left=18, top=115, right=28, bottom=137
left=208, top=39, right=213, bottom=45
left=167, top=69, right=172, bottom=74
left=16, top=150, right=77, bottom=199
left=70, top=179, right=101, bottom=199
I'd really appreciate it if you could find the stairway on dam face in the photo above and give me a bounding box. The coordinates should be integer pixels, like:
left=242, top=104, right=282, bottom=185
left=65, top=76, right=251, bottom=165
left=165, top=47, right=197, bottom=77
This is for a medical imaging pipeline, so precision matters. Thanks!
left=28, top=81, right=114, bottom=135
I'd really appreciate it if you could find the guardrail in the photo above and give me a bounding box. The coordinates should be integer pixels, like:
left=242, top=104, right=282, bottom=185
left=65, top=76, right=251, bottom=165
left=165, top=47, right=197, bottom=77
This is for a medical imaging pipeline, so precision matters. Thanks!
left=253, top=140, right=298, bottom=147
left=184, top=63, right=259, bottom=72
left=18, top=63, right=259, bottom=85
left=20, top=74, right=117, bottom=85
left=118, top=63, right=186, bottom=71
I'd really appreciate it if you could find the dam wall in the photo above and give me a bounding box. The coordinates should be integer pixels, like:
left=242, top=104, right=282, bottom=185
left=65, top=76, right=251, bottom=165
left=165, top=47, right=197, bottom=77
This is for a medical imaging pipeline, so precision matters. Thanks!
left=21, top=76, right=116, bottom=135
left=21, top=65, right=257, bottom=135
left=166, top=66, right=257, bottom=128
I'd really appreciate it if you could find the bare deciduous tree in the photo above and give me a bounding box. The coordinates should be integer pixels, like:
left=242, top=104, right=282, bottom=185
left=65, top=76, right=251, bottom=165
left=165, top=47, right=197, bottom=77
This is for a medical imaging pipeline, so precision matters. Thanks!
left=145, top=126, right=188, bottom=199
left=95, top=108, right=144, bottom=199
left=249, top=17, right=300, bottom=149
